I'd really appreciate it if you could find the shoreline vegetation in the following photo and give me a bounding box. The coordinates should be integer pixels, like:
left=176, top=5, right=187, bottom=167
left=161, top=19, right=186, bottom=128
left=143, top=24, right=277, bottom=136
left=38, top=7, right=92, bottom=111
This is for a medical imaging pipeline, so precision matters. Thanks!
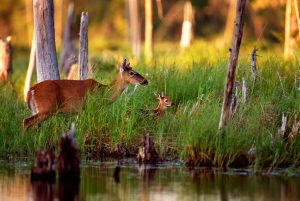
left=0, top=41, right=300, bottom=171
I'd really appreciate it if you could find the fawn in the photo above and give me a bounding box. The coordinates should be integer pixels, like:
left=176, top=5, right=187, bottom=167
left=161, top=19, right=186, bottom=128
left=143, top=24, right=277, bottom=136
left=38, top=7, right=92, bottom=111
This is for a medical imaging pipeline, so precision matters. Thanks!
left=140, top=92, right=173, bottom=116
left=153, top=92, right=173, bottom=116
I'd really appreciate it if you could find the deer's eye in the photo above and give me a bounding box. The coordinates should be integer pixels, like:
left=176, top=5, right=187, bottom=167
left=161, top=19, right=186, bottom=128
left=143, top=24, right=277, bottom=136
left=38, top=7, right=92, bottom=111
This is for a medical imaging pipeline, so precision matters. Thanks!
left=164, top=99, right=168, bottom=102
left=129, top=71, right=135, bottom=76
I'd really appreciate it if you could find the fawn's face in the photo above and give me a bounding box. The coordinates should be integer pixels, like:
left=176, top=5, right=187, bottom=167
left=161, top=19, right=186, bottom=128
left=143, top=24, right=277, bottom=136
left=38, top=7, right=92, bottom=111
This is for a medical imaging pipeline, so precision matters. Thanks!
left=155, top=93, right=173, bottom=108
left=119, top=59, right=148, bottom=85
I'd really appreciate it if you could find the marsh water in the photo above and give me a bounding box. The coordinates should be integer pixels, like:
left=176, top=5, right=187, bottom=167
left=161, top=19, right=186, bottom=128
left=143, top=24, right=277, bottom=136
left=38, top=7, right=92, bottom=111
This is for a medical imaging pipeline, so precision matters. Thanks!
left=0, top=160, right=300, bottom=201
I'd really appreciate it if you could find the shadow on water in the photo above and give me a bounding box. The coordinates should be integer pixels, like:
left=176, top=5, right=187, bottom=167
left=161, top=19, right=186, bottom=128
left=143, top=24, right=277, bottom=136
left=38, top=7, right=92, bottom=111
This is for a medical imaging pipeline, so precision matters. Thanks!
left=1, top=161, right=300, bottom=201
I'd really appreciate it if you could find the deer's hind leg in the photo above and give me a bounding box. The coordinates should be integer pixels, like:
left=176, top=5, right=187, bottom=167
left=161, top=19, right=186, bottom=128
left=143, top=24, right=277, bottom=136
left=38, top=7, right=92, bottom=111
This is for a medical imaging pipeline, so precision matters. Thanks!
left=22, top=113, right=51, bottom=130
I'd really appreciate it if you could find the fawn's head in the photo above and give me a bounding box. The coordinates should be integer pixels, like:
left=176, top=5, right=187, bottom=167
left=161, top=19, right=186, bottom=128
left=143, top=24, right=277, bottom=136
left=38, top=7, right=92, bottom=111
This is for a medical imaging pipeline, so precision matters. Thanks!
left=155, top=92, right=173, bottom=108
left=119, top=59, right=148, bottom=85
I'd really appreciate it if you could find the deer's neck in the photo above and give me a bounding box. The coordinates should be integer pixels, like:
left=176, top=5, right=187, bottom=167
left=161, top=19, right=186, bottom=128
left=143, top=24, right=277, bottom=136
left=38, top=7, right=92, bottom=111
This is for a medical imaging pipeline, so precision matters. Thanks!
left=154, top=103, right=165, bottom=115
left=109, top=74, right=128, bottom=102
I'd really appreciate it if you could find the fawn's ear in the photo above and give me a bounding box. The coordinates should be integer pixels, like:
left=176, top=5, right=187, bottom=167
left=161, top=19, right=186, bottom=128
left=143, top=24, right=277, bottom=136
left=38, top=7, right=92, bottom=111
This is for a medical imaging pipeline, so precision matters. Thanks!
left=154, top=92, right=161, bottom=99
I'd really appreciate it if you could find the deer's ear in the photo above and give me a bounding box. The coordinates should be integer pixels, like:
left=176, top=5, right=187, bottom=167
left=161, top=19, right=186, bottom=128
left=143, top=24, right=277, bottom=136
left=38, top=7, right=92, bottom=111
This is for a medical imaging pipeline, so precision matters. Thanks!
left=125, top=62, right=131, bottom=69
left=154, top=92, right=160, bottom=99
left=119, top=59, right=126, bottom=73
left=119, top=66, right=124, bottom=73
left=121, top=59, right=127, bottom=67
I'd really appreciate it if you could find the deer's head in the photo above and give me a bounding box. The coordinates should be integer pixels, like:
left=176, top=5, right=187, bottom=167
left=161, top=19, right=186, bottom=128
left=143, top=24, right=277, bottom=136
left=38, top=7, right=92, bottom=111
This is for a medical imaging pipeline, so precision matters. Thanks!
left=119, top=59, right=148, bottom=85
left=155, top=92, right=173, bottom=108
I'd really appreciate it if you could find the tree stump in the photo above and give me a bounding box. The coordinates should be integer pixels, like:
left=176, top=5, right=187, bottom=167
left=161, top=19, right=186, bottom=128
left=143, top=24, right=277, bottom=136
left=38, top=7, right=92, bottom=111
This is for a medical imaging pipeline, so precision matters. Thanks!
left=0, top=37, right=12, bottom=81
left=78, top=12, right=89, bottom=80
left=57, top=124, right=80, bottom=179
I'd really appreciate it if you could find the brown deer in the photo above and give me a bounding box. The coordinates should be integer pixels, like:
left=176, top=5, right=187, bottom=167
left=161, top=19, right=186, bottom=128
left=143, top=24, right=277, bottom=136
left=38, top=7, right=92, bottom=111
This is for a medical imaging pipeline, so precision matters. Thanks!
left=138, top=92, right=173, bottom=118
left=23, top=59, right=148, bottom=130
left=153, top=92, right=173, bottom=116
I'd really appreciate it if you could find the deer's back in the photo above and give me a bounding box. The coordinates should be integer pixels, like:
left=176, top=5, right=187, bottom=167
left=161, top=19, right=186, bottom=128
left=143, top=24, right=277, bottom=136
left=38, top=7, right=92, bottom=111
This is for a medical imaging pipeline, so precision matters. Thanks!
left=27, top=79, right=105, bottom=113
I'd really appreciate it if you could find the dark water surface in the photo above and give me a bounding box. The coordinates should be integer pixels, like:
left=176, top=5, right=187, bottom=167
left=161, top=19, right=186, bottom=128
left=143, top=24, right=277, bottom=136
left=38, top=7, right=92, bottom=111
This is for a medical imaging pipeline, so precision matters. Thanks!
left=0, top=160, right=300, bottom=201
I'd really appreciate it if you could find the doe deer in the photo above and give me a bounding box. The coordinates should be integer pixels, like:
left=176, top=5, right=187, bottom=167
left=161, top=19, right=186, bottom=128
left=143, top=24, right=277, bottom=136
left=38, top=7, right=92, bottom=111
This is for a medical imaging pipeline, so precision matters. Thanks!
left=23, top=59, right=148, bottom=130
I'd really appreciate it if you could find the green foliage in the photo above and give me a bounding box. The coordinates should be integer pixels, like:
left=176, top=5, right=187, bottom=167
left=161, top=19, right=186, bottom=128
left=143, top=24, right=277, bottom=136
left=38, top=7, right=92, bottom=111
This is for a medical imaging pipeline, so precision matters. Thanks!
left=0, top=41, right=300, bottom=170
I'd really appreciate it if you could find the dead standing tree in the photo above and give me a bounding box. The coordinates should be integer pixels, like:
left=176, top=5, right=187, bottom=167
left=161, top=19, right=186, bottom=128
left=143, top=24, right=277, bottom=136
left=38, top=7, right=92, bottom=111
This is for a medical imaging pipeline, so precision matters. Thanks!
left=145, top=0, right=153, bottom=60
left=33, top=0, right=60, bottom=82
left=219, top=0, right=247, bottom=130
left=24, top=35, right=36, bottom=101
left=60, top=2, right=78, bottom=75
left=78, top=12, right=89, bottom=80
left=284, top=0, right=292, bottom=59
left=180, top=1, right=194, bottom=48
left=0, top=37, right=12, bottom=81
left=128, top=0, right=141, bottom=57
left=250, top=46, right=258, bottom=95
left=224, top=0, right=237, bottom=44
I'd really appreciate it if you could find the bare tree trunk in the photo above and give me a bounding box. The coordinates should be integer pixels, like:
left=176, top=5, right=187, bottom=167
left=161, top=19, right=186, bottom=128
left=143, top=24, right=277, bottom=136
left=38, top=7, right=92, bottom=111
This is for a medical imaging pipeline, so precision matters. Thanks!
left=128, top=0, right=141, bottom=57
left=156, top=0, right=164, bottom=19
left=145, top=0, right=153, bottom=60
left=78, top=12, right=89, bottom=80
left=248, top=4, right=264, bottom=39
left=284, top=0, right=292, bottom=59
left=293, top=0, right=300, bottom=38
left=180, top=1, right=194, bottom=48
left=0, top=37, right=12, bottom=81
left=24, top=0, right=34, bottom=45
left=33, top=0, right=60, bottom=82
left=60, top=2, right=77, bottom=75
left=24, top=35, right=36, bottom=102
left=223, top=0, right=237, bottom=44
left=219, top=0, right=247, bottom=130
left=54, top=0, right=64, bottom=47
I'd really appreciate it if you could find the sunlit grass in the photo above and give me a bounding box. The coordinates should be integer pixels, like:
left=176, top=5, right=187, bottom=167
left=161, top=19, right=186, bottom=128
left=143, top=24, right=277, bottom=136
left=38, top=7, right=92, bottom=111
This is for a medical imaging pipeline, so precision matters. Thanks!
left=0, top=40, right=299, bottom=170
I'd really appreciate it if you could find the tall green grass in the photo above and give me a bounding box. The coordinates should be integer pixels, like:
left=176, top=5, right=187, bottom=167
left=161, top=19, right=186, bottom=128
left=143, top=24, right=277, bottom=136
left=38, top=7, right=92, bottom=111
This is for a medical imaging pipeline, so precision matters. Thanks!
left=0, top=41, right=300, bottom=169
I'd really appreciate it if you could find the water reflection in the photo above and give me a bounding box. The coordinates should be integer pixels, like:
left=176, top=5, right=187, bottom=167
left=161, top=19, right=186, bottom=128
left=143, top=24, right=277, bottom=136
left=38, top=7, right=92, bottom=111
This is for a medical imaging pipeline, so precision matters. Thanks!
left=30, top=177, right=80, bottom=201
left=58, top=178, right=80, bottom=201
left=30, top=180, right=55, bottom=201
left=0, top=162, right=300, bottom=201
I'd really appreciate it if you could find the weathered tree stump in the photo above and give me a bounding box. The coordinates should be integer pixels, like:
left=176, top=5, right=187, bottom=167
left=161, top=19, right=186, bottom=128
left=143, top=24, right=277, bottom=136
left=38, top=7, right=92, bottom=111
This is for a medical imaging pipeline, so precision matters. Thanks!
left=0, top=37, right=12, bottom=81
left=33, top=0, right=60, bottom=82
left=137, top=133, right=159, bottom=162
left=219, top=0, right=247, bottom=130
left=78, top=12, right=89, bottom=80
left=57, top=124, right=80, bottom=179
left=31, top=148, right=56, bottom=181
left=250, top=46, right=258, bottom=79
